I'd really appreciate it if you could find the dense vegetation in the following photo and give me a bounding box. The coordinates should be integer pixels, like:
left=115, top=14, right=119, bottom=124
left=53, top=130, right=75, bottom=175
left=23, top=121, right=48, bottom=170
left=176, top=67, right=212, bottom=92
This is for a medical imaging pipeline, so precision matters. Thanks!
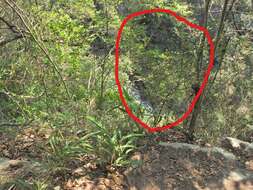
left=0, top=0, right=252, bottom=188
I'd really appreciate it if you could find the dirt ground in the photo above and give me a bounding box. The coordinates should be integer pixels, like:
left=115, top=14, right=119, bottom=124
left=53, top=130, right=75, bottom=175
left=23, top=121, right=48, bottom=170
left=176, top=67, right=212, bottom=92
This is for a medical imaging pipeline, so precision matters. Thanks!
left=0, top=128, right=252, bottom=190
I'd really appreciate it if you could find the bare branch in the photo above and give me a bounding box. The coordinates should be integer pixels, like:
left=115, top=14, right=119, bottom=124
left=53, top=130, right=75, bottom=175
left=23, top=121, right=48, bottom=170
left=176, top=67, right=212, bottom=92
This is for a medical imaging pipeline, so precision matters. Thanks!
left=0, top=16, right=28, bottom=35
left=0, top=34, right=23, bottom=46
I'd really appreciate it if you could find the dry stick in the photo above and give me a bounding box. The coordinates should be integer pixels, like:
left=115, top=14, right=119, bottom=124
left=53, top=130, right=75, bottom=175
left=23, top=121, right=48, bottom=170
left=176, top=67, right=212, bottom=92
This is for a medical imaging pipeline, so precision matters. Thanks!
left=99, top=48, right=114, bottom=108
left=0, top=119, right=33, bottom=128
left=4, top=0, right=80, bottom=127
left=232, top=11, right=244, bottom=36
left=187, top=0, right=211, bottom=140
left=187, top=0, right=235, bottom=140
left=211, top=37, right=230, bottom=84
left=0, top=16, right=28, bottom=35
left=0, top=34, right=24, bottom=46
left=153, top=82, right=181, bottom=127
left=0, top=16, right=28, bottom=46
left=205, top=36, right=231, bottom=99
left=4, top=0, right=71, bottom=100
left=214, top=0, right=230, bottom=50
left=196, top=0, right=211, bottom=83
left=41, top=63, right=52, bottom=113
left=98, top=0, right=112, bottom=109
left=2, top=89, right=27, bottom=118
left=206, top=0, right=237, bottom=89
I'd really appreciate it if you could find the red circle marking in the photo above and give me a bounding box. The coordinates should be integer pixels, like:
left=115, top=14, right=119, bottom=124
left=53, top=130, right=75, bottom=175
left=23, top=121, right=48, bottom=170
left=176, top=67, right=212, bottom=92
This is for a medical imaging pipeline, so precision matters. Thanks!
left=115, top=8, right=215, bottom=133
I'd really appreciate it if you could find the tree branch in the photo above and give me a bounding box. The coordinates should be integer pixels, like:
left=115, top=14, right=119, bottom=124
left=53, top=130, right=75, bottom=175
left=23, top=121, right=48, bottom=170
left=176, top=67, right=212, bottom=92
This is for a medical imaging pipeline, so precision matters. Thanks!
left=0, top=34, right=23, bottom=46
left=0, top=16, right=28, bottom=35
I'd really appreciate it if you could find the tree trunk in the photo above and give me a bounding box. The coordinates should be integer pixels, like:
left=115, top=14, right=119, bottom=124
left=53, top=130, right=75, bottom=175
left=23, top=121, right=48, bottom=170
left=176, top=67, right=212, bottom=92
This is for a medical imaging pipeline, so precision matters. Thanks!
left=187, top=0, right=211, bottom=140
left=187, top=0, right=234, bottom=141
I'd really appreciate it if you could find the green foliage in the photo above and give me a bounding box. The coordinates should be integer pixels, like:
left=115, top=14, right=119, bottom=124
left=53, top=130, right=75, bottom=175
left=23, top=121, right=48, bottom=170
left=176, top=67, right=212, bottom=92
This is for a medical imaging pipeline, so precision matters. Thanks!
left=48, top=129, right=94, bottom=165
left=33, top=181, right=48, bottom=190
left=2, top=179, right=34, bottom=190
left=2, top=179, right=49, bottom=190
left=87, top=116, right=143, bottom=166
left=0, top=1, right=252, bottom=187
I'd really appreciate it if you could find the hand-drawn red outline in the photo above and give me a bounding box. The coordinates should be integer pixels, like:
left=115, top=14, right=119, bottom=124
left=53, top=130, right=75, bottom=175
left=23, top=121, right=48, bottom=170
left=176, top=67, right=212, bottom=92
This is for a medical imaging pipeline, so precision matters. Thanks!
left=115, top=8, right=215, bottom=133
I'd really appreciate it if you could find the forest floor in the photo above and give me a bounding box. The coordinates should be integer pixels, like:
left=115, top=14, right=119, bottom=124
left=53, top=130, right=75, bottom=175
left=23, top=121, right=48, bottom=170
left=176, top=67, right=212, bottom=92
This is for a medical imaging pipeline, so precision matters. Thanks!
left=0, top=128, right=253, bottom=190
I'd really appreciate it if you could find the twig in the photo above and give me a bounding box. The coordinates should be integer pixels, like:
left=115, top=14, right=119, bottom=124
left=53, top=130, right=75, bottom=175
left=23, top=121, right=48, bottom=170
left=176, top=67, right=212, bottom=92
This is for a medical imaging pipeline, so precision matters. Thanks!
left=0, top=119, right=34, bottom=128
left=4, top=0, right=72, bottom=100
left=0, top=34, right=23, bottom=46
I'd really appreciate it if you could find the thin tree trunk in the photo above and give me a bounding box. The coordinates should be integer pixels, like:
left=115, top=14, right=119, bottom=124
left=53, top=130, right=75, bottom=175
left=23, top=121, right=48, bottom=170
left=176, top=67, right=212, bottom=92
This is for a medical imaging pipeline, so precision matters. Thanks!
left=187, top=0, right=211, bottom=140
left=187, top=0, right=234, bottom=141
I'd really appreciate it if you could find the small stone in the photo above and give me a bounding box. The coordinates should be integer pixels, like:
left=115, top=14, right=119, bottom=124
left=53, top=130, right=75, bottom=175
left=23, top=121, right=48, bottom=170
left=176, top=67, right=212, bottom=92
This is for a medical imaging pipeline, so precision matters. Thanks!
left=96, top=184, right=107, bottom=190
left=131, top=152, right=142, bottom=161
left=112, top=174, right=123, bottom=185
left=245, top=160, right=253, bottom=170
left=54, top=186, right=61, bottom=190
left=73, top=167, right=85, bottom=176
left=104, top=178, right=111, bottom=186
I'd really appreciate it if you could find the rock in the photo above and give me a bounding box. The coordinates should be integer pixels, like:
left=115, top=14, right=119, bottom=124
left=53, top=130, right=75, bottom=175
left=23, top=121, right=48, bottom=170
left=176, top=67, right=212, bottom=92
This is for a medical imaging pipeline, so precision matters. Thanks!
left=159, top=142, right=238, bottom=162
left=0, top=158, right=26, bottom=171
left=54, top=186, right=61, bottom=190
left=246, top=160, right=253, bottom=170
left=220, top=137, right=253, bottom=159
left=223, top=171, right=253, bottom=190
left=72, top=167, right=86, bottom=176
left=130, top=152, right=142, bottom=161
left=0, top=157, right=46, bottom=188
left=125, top=142, right=253, bottom=190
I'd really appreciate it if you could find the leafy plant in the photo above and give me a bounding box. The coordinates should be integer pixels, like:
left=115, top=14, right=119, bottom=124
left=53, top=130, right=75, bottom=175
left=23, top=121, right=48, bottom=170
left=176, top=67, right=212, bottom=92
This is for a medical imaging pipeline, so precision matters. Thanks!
left=87, top=116, right=143, bottom=166
left=32, top=180, right=48, bottom=190
left=3, top=179, right=34, bottom=190
left=47, top=129, right=95, bottom=167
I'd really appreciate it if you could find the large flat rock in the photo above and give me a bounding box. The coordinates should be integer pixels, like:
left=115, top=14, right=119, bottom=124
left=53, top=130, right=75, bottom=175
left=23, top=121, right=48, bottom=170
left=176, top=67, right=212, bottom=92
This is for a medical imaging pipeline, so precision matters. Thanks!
left=125, top=142, right=253, bottom=190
